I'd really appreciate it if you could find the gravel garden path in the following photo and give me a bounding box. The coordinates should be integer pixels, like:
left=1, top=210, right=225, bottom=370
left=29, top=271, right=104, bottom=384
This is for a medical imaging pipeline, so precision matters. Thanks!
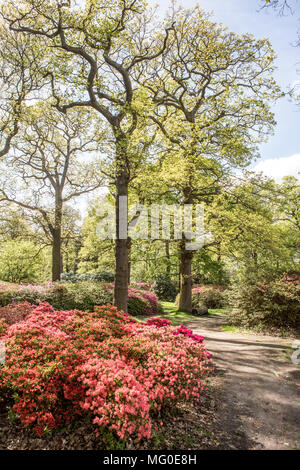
left=183, top=314, right=300, bottom=450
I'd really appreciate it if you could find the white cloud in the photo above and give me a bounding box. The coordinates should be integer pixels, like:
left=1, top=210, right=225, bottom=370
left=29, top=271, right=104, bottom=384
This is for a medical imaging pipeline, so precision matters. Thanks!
left=253, top=154, right=300, bottom=182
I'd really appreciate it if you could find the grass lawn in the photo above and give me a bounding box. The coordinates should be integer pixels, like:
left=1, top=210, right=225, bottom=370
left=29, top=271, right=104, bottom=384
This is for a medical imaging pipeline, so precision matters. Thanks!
left=221, top=324, right=239, bottom=332
left=208, top=308, right=228, bottom=317
left=133, top=301, right=228, bottom=325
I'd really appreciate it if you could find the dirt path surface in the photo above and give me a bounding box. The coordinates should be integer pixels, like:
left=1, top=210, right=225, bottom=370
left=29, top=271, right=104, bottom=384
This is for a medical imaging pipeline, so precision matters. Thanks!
left=183, top=315, right=300, bottom=450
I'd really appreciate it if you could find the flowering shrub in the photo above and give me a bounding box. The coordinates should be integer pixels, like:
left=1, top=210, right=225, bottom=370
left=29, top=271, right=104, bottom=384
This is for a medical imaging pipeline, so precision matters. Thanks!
left=78, top=357, right=152, bottom=441
left=173, top=325, right=206, bottom=346
left=0, top=302, right=212, bottom=443
left=0, top=302, right=35, bottom=326
left=192, top=285, right=226, bottom=309
left=131, top=282, right=153, bottom=291
left=101, top=283, right=162, bottom=316
left=176, top=285, right=226, bottom=310
left=128, top=287, right=161, bottom=316
left=145, top=318, right=210, bottom=356
left=145, top=318, right=172, bottom=328
left=226, top=279, right=300, bottom=332
left=139, top=290, right=159, bottom=313
left=0, top=318, right=7, bottom=336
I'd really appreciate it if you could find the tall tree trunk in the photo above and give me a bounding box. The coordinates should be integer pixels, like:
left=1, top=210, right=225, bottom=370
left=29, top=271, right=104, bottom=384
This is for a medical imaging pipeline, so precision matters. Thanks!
left=178, top=188, right=194, bottom=312
left=165, top=240, right=171, bottom=277
left=65, top=248, right=69, bottom=273
left=52, top=191, right=63, bottom=282
left=217, top=243, right=222, bottom=285
left=52, top=228, right=62, bottom=281
left=127, top=236, right=132, bottom=285
left=114, top=137, right=129, bottom=312
left=73, top=237, right=82, bottom=273
left=178, top=240, right=193, bottom=313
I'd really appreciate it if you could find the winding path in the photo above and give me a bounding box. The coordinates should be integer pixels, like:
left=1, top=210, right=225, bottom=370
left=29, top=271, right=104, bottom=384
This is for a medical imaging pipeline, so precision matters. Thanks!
left=184, top=315, right=300, bottom=450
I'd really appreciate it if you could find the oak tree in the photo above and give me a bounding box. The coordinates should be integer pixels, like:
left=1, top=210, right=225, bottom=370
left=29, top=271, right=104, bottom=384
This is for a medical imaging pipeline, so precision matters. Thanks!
left=0, top=104, right=104, bottom=281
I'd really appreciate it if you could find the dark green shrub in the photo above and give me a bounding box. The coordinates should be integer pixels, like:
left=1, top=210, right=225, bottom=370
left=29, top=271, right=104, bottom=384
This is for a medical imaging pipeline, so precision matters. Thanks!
left=226, top=280, right=300, bottom=332
left=0, top=282, right=113, bottom=312
left=153, top=275, right=178, bottom=302
left=127, top=296, right=149, bottom=316
left=0, top=290, right=15, bottom=307
left=98, top=272, right=115, bottom=282
left=66, top=282, right=113, bottom=311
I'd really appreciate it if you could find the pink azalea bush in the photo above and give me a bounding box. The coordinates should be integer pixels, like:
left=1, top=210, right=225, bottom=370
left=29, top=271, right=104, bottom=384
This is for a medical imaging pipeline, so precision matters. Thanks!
left=103, top=283, right=161, bottom=316
left=0, top=302, right=35, bottom=325
left=131, top=281, right=153, bottom=291
left=0, top=302, right=212, bottom=442
left=176, top=284, right=226, bottom=310
left=173, top=325, right=206, bottom=346
left=145, top=318, right=172, bottom=328
left=146, top=318, right=210, bottom=356
left=128, top=287, right=160, bottom=315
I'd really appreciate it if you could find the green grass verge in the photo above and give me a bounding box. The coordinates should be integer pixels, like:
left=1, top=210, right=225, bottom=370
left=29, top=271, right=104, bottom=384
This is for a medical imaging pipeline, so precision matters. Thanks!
left=221, top=324, right=239, bottom=332
left=133, top=301, right=228, bottom=325
left=208, top=308, right=228, bottom=316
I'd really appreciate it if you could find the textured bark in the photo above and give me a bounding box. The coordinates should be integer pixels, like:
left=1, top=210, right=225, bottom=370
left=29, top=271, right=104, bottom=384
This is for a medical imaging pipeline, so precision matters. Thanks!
left=165, top=240, right=171, bottom=277
left=178, top=240, right=194, bottom=313
left=51, top=191, right=63, bottom=282
left=73, top=238, right=82, bottom=274
left=114, top=239, right=128, bottom=312
left=114, top=140, right=129, bottom=312
left=178, top=188, right=194, bottom=313
left=64, top=246, right=69, bottom=273
left=127, top=237, right=132, bottom=285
